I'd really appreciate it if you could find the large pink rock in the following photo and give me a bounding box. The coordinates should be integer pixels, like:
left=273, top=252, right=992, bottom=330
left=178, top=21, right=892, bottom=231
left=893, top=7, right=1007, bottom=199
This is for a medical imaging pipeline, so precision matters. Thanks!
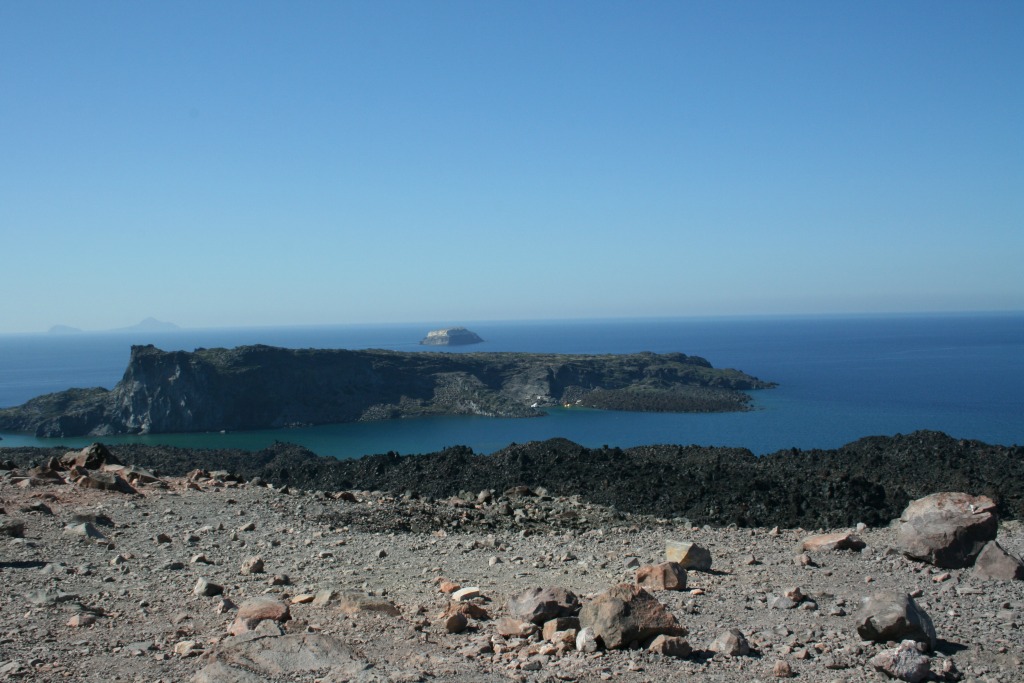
left=896, top=492, right=997, bottom=568
left=579, top=583, right=684, bottom=650
left=229, top=598, right=291, bottom=635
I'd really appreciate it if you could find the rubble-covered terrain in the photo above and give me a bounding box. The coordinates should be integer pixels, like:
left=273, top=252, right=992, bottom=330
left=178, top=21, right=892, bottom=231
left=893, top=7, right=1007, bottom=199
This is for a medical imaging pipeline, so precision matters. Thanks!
left=1, top=441, right=1022, bottom=682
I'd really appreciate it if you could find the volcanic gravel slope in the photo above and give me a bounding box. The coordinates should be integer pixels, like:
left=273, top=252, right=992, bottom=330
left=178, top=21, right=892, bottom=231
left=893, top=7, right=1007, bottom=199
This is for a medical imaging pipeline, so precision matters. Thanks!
left=1, top=455, right=1023, bottom=683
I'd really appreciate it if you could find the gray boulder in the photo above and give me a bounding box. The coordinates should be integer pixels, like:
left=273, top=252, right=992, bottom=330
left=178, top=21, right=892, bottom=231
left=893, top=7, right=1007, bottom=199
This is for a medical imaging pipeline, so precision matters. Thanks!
left=707, top=629, right=751, bottom=656
left=972, top=540, right=1024, bottom=581
left=855, top=591, right=936, bottom=651
left=506, top=587, right=579, bottom=625
left=896, top=492, right=997, bottom=568
left=579, top=583, right=684, bottom=650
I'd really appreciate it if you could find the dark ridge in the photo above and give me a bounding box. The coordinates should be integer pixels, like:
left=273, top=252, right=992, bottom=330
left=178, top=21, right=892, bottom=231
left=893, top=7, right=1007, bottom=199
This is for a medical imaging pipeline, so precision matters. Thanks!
left=3, top=430, right=1020, bottom=528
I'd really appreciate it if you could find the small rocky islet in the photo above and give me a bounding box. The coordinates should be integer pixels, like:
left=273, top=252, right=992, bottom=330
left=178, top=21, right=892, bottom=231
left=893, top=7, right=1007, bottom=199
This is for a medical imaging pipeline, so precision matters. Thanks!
left=1, top=435, right=1023, bottom=682
left=419, top=327, right=485, bottom=346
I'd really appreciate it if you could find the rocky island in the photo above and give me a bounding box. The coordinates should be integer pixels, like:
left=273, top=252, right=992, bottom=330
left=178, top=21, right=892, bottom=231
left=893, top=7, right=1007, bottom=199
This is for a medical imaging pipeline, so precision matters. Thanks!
left=419, top=327, right=484, bottom=346
left=0, top=345, right=773, bottom=437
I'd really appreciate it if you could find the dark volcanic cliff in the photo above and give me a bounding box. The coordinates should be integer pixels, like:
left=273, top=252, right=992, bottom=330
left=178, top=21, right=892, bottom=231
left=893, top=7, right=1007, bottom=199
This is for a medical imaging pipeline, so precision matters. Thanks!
left=0, top=345, right=774, bottom=437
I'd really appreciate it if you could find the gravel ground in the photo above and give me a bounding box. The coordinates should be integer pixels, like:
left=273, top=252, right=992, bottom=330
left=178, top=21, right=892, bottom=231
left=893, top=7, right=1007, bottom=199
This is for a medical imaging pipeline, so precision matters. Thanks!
left=2, top=458, right=1022, bottom=683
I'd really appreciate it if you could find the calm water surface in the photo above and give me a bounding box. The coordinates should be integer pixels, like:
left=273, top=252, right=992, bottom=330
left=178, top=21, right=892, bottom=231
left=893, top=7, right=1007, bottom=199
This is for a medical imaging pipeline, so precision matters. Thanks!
left=1, top=314, right=1021, bottom=457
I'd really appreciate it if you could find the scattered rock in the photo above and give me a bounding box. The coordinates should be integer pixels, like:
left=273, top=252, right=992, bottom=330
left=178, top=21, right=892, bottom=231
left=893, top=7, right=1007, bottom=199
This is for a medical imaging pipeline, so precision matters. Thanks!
left=542, top=617, right=579, bottom=641
left=773, top=659, right=794, bottom=677
left=707, top=628, right=751, bottom=656
left=444, top=612, right=468, bottom=633
left=450, top=586, right=481, bottom=602
left=193, top=578, right=224, bottom=597
left=506, top=587, right=580, bottom=625
left=635, top=562, right=687, bottom=591
left=646, top=634, right=691, bottom=658
left=496, top=617, right=537, bottom=638
left=665, top=540, right=712, bottom=571
left=67, top=613, right=96, bottom=628
left=240, top=556, right=265, bottom=575
left=800, top=531, right=866, bottom=552
left=576, top=627, right=599, bottom=653
left=229, top=598, right=291, bottom=636
left=869, top=640, right=931, bottom=682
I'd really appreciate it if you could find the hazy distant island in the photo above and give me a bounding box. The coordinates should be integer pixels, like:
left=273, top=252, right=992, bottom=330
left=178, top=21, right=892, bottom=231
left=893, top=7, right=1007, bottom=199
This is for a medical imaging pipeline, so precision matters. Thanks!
left=0, top=345, right=774, bottom=437
left=46, top=317, right=180, bottom=335
left=419, top=326, right=484, bottom=346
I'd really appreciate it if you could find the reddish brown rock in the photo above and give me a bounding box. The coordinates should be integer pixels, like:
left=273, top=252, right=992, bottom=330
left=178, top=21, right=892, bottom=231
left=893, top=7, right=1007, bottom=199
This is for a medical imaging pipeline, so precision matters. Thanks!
left=635, top=562, right=687, bottom=591
left=579, top=583, right=684, bottom=650
left=800, top=532, right=866, bottom=553
left=647, top=634, right=691, bottom=658
left=230, top=598, right=291, bottom=636
left=542, top=617, right=580, bottom=641
left=495, top=617, right=537, bottom=637
left=449, top=601, right=490, bottom=620
left=444, top=612, right=468, bottom=633
left=896, top=492, right=997, bottom=568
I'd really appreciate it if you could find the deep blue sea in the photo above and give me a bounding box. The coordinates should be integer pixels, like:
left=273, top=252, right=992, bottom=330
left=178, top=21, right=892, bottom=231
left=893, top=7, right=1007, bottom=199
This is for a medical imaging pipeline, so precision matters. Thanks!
left=0, top=314, right=1021, bottom=457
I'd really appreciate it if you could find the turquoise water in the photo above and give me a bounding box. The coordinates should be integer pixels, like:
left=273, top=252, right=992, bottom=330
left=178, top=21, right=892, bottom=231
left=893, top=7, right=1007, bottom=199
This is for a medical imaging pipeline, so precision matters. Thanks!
left=1, top=314, right=1021, bottom=456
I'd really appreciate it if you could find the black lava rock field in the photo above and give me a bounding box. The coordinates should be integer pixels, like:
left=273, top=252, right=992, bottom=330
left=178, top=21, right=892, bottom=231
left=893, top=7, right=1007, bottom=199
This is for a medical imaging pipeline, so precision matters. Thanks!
left=3, top=430, right=1020, bottom=529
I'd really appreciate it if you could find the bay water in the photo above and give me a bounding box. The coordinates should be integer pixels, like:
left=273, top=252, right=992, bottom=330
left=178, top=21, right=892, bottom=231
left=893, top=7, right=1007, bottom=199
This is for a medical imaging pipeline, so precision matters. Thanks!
left=0, top=313, right=1020, bottom=457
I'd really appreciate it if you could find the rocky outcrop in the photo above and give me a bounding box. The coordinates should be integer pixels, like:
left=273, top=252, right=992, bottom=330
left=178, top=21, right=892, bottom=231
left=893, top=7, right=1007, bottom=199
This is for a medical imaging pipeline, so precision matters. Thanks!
left=0, top=345, right=774, bottom=437
left=419, top=327, right=484, bottom=346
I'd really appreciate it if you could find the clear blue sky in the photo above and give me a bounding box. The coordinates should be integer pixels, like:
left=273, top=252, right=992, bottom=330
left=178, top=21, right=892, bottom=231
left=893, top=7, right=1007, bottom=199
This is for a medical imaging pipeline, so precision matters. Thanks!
left=2, top=1, right=1021, bottom=333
